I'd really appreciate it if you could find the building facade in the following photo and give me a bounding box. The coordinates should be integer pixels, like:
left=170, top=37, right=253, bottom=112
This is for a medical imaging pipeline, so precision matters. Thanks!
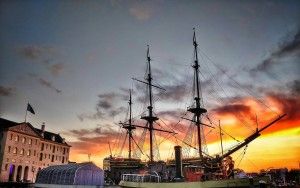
left=0, top=118, right=71, bottom=182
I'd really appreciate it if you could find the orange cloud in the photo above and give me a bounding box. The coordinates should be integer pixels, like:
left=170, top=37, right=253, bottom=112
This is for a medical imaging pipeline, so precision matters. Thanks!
left=67, top=88, right=300, bottom=172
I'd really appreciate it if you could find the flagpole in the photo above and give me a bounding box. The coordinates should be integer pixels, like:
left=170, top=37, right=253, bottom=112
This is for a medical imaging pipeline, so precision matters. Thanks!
left=25, top=102, right=28, bottom=123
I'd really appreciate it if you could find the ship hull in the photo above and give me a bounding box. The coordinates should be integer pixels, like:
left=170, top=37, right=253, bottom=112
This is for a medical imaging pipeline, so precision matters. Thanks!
left=119, top=177, right=269, bottom=188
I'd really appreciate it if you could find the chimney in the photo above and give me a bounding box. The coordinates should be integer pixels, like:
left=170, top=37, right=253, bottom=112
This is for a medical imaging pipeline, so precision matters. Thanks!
left=41, top=122, right=45, bottom=137
left=174, top=145, right=184, bottom=181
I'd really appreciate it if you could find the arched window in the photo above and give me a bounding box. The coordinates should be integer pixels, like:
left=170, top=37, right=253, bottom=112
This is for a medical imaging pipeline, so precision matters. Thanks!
left=27, top=150, right=31, bottom=156
left=39, top=153, right=43, bottom=161
left=10, top=134, right=13, bottom=140
left=28, top=138, right=32, bottom=145
left=8, top=146, right=11, bottom=153
left=13, top=147, right=17, bottom=154
left=22, top=137, right=26, bottom=143
left=20, top=148, right=24, bottom=155
left=15, top=135, right=19, bottom=142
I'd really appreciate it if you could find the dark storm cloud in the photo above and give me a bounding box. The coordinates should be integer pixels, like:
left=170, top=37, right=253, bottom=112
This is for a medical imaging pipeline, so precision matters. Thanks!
left=98, top=100, right=112, bottom=109
left=18, top=45, right=65, bottom=76
left=77, top=91, right=128, bottom=121
left=250, top=28, right=300, bottom=73
left=158, top=110, right=186, bottom=119
left=109, top=107, right=127, bottom=117
left=211, top=79, right=300, bottom=129
left=18, top=45, right=55, bottom=62
left=77, top=111, right=104, bottom=122
left=65, top=125, right=121, bottom=153
left=157, top=83, right=188, bottom=102
left=66, top=125, right=115, bottom=137
left=288, top=79, right=300, bottom=94
left=0, top=86, right=15, bottom=97
left=38, top=78, right=62, bottom=94
left=48, top=63, right=64, bottom=76
left=134, top=67, right=192, bottom=103
left=212, top=104, right=251, bottom=115
left=27, top=73, right=62, bottom=94
left=267, top=91, right=300, bottom=122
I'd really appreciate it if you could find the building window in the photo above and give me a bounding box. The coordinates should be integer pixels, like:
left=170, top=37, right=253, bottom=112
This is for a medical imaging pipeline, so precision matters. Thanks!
left=10, top=134, right=13, bottom=140
left=41, top=143, right=44, bottom=151
left=15, top=135, right=19, bottom=142
left=28, top=139, right=32, bottom=145
left=39, top=153, right=43, bottom=161
left=13, top=147, right=17, bottom=154
left=46, top=144, right=48, bottom=150
left=20, top=149, right=24, bottom=155
left=35, top=139, right=38, bottom=145
left=5, top=164, right=8, bottom=171
left=51, top=155, right=54, bottom=162
left=27, top=150, right=31, bottom=156
left=8, top=146, right=11, bottom=153
left=34, top=150, right=36, bottom=156
left=22, top=137, right=26, bottom=143
left=62, top=157, right=65, bottom=163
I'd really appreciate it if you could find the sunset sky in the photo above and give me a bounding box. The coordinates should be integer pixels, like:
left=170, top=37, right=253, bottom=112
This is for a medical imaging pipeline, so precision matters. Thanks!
left=0, top=0, right=299, bottom=172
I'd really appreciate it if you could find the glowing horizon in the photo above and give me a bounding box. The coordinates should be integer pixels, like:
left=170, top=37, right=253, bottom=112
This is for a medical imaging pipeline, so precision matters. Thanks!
left=1, top=0, right=299, bottom=174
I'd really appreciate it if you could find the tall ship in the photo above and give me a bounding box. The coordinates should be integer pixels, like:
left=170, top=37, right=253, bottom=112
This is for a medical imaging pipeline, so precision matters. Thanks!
left=105, top=29, right=286, bottom=187
left=103, top=90, right=146, bottom=184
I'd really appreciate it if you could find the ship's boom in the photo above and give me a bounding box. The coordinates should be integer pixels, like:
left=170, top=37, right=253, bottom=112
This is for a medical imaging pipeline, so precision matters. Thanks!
left=221, top=114, right=286, bottom=159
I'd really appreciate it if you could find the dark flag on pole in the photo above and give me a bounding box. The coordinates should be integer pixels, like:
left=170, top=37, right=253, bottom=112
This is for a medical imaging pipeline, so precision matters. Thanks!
left=27, top=103, right=35, bottom=114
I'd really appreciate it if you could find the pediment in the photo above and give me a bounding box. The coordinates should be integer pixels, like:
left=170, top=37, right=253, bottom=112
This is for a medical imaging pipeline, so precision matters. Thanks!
left=9, top=123, right=41, bottom=137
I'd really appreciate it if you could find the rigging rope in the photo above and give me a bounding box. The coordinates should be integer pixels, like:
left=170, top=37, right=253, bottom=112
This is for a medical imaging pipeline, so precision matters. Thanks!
left=198, top=49, right=279, bottom=116
left=236, top=145, right=248, bottom=168
left=118, top=133, right=128, bottom=157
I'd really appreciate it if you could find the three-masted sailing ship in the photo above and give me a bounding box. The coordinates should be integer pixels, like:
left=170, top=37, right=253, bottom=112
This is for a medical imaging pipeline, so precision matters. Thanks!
left=104, top=29, right=286, bottom=187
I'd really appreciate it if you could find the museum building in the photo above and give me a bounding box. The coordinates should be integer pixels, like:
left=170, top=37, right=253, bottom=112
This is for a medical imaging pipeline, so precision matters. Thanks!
left=0, top=118, right=71, bottom=182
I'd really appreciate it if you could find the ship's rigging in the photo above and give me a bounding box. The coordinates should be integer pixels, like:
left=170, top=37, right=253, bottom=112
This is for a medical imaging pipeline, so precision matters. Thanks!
left=111, top=29, right=286, bottom=169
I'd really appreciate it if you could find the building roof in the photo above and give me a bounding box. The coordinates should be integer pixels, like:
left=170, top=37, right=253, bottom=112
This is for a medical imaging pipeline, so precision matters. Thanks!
left=0, top=118, right=18, bottom=130
left=0, top=117, right=70, bottom=146
left=34, top=128, right=66, bottom=144
left=36, top=162, right=104, bottom=185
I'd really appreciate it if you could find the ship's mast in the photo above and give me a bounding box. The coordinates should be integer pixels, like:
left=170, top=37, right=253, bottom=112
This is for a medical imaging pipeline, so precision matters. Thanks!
left=187, top=28, right=207, bottom=160
left=133, top=46, right=174, bottom=163
left=121, top=89, right=136, bottom=159
left=141, top=46, right=159, bottom=163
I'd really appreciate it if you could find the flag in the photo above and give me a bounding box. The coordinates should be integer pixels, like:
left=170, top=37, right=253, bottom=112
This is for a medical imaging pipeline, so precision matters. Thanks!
left=27, top=103, right=35, bottom=114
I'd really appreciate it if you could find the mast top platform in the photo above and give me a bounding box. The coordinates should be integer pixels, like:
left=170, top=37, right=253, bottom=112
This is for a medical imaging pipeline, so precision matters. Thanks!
left=187, top=106, right=207, bottom=115
left=141, top=116, right=159, bottom=122
left=122, top=124, right=136, bottom=130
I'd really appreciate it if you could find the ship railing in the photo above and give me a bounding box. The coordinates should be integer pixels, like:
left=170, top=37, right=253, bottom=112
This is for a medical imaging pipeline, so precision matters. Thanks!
left=121, top=174, right=161, bottom=183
